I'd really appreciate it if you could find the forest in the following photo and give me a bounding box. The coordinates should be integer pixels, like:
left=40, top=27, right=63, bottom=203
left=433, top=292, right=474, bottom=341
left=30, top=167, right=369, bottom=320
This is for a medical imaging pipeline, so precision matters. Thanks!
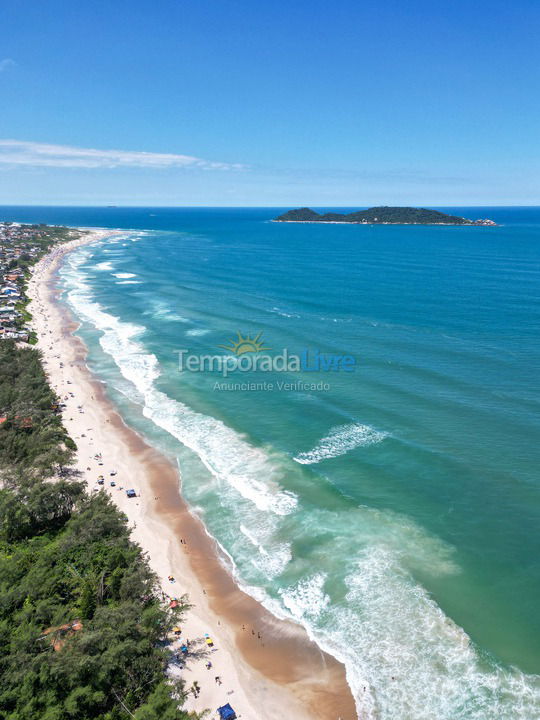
left=0, top=340, right=196, bottom=720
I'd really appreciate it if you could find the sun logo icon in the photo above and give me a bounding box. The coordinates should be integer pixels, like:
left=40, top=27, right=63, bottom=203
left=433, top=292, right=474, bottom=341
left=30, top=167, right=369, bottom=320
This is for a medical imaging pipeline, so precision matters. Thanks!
left=219, top=331, right=271, bottom=356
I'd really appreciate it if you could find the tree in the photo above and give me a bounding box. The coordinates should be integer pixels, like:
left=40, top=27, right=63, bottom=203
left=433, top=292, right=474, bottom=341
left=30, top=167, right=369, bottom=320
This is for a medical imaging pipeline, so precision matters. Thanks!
left=0, top=341, right=198, bottom=719
left=134, top=683, right=193, bottom=720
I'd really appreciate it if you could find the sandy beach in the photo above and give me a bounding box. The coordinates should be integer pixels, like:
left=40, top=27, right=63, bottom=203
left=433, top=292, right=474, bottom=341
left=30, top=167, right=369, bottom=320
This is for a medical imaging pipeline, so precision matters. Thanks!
left=27, top=228, right=357, bottom=720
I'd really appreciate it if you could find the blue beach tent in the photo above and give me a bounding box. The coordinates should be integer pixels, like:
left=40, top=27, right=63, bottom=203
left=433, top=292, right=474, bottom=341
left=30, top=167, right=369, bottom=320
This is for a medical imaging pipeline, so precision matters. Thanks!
left=217, top=704, right=237, bottom=720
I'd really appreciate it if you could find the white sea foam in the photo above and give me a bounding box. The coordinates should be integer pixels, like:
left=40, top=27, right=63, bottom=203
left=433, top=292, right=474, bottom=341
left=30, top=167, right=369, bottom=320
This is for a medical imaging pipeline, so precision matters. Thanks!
left=294, top=422, right=388, bottom=464
left=61, top=255, right=297, bottom=520
left=146, top=395, right=297, bottom=515
left=186, top=328, right=210, bottom=337
left=115, top=280, right=142, bottom=285
left=339, top=546, right=540, bottom=719
left=240, top=524, right=292, bottom=579
left=320, top=315, right=353, bottom=323
left=269, top=306, right=300, bottom=318
left=146, top=298, right=191, bottom=323
left=271, top=508, right=540, bottom=720
left=279, top=572, right=330, bottom=620
left=114, top=272, right=137, bottom=279
left=94, top=261, right=114, bottom=271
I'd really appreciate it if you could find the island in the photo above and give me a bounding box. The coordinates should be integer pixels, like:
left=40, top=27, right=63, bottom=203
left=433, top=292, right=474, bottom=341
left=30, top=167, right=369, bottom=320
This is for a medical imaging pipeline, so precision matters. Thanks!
left=274, top=206, right=496, bottom=226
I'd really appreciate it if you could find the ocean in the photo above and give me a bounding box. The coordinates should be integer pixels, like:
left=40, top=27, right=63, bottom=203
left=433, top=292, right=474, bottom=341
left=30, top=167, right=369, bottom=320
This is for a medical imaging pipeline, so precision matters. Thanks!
left=2, top=206, right=540, bottom=718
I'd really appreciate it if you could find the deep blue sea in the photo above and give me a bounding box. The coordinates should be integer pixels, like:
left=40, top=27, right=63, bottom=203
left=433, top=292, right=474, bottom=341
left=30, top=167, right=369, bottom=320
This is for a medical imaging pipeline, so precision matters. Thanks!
left=2, top=206, right=540, bottom=719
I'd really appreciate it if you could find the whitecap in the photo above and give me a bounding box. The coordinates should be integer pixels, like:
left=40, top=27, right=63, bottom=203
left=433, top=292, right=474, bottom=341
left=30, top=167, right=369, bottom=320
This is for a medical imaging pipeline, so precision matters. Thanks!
left=146, top=299, right=191, bottom=323
left=294, top=422, right=388, bottom=464
left=186, top=328, right=210, bottom=337
left=94, top=261, right=114, bottom=271
left=269, top=306, right=300, bottom=318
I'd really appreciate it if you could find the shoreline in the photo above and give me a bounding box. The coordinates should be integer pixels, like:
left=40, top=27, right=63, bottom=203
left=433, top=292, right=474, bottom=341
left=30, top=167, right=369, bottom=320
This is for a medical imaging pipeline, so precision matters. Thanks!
left=27, top=228, right=358, bottom=720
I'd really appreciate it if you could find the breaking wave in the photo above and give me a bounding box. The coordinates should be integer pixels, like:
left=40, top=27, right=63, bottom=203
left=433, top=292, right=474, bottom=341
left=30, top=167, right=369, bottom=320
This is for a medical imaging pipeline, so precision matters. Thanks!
left=294, top=422, right=388, bottom=464
left=272, top=508, right=540, bottom=720
left=61, top=249, right=297, bottom=519
left=94, top=260, right=114, bottom=271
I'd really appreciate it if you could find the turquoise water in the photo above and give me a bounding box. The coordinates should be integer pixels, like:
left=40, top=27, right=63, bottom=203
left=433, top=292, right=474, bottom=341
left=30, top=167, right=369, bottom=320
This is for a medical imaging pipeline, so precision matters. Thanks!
left=3, top=206, right=540, bottom=718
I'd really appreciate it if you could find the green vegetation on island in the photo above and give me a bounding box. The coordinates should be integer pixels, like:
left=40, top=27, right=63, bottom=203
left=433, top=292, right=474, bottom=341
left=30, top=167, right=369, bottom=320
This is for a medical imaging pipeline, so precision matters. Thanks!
left=0, top=340, right=196, bottom=720
left=274, top=206, right=496, bottom=225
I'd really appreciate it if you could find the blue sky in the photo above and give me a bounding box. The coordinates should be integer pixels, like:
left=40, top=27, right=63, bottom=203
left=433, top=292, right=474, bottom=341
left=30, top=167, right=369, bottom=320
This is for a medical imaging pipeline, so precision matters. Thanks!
left=0, top=0, right=538, bottom=206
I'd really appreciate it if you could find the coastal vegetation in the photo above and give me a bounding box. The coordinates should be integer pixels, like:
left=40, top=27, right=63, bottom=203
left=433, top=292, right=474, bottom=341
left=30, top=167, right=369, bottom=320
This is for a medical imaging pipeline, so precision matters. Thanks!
left=0, top=340, right=196, bottom=720
left=0, top=341, right=74, bottom=473
left=275, top=206, right=496, bottom=225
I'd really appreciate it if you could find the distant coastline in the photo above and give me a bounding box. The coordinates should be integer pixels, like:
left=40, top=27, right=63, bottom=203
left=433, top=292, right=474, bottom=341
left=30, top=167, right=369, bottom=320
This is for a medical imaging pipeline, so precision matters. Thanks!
left=274, top=206, right=497, bottom=226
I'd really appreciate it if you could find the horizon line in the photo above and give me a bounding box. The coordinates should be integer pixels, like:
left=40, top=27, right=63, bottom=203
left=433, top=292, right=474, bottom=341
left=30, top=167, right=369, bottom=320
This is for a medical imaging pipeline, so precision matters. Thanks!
left=1, top=203, right=539, bottom=209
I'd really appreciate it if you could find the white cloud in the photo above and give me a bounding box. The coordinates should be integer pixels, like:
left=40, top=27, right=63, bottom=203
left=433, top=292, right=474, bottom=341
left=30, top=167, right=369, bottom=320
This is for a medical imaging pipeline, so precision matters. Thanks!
left=0, top=58, right=16, bottom=72
left=0, top=140, right=244, bottom=170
